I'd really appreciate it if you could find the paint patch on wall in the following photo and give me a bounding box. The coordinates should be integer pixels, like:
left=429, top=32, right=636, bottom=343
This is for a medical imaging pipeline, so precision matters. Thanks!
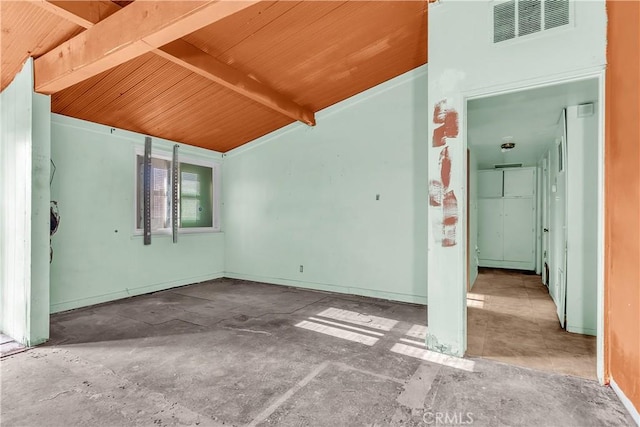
left=429, top=180, right=443, bottom=206
left=439, top=146, right=451, bottom=187
left=432, top=100, right=459, bottom=147
left=429, top=99, right=459, bottom=247
left=442, top=190, right=458, bottom=247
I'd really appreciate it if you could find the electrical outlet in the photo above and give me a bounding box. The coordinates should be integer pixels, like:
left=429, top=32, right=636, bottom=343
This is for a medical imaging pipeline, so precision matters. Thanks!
left=299, top=265, right=304, bottom=273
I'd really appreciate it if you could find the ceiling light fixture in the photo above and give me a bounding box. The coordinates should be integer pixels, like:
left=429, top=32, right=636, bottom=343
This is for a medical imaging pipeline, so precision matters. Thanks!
left=500, top=138, right=516, bottom=152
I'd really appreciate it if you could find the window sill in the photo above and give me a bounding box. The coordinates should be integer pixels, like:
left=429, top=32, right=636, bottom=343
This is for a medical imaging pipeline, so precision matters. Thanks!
left=131, top=229, right=223, bottom=238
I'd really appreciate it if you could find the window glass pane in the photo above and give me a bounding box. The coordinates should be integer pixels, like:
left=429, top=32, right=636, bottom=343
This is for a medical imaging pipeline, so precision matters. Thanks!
left=180, top=162, right=213, bottom=228
left=181, top=172, right=199, bottom=197
left=136, top=155, right=171, bottom=230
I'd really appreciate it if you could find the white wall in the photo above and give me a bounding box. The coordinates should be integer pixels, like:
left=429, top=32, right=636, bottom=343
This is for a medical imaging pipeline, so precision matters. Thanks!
left=468, top=149, right=479, bottom=288
left=50, top=115, right=225, bottom=313
left=536, top=162, right=543, bottom=275
left=0, top=59, right=50, bottom=346
left=429, top=0, right=607, bottom=96
left=565, top=104, right=598, bottom=335
left=427, top=0, right=607, bottom=355
left=223, top=66, right=428, bottom=304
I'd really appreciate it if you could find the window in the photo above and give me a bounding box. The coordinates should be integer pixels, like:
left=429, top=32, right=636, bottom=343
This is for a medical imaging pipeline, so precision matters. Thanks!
left=136, top=153, right=219, bottom=233
left=179, top=163, right=213, bottom=228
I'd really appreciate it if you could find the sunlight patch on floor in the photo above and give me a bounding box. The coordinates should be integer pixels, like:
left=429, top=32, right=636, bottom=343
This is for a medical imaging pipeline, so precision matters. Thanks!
left=307, top=317, right=385, bottom=336
left=390, top=343, right=476, bottom=372
left=406, top=324, right=428, bottom=340
left=399, top=337, right=425, bottom=347
left=315, top=307, right=398, bottom=331
left=295, top=320, right=379, bottom=346
left=467, top=299, right=485, bottom=308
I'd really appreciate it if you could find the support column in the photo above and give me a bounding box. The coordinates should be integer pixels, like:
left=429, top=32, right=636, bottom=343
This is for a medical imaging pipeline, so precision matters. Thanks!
left=0, top=58, right=51, bottom=346
left=425, top=2, right=467, bottom=357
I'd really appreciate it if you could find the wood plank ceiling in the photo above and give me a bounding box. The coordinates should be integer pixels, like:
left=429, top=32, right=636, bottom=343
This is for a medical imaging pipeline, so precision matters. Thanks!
left=0, top=1, right=83, bottom=90
left=1, top=1, right=427, bottom=152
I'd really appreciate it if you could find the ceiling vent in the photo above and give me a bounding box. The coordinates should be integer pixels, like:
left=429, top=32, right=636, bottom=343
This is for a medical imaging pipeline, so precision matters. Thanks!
left=577, top=103, right=595, bottom=117
left=494, top=0, right=517, bottom=43
left=545, top=0, right=570, bottom=29
left=519, top=0, right=542, bottom=37
left=493, top=0, right=571, bottom=44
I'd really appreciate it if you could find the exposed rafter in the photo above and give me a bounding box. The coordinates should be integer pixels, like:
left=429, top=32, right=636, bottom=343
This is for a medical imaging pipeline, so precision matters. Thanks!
left=33, top=0, right=316, bottom=126
left=34, top=1, right=259, bottom=93
left=156, top=41, right=316, bottom=126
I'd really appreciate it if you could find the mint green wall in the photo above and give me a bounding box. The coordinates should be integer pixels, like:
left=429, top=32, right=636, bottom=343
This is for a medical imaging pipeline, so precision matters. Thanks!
left=223, top=66, right=428, bottom=304
left=31, top=78, right=51, bottom=345
left=0, top=59, right=50, bottom=345
left=50, top=115, right=225, bottom=313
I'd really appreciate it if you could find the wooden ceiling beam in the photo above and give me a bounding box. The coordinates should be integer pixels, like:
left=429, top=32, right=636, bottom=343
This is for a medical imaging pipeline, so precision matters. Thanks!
left=156, top=40, right=316, bottom=126
left=33, top=0, right=316, bottom=126
left=34, top=0, right=260, bottom=94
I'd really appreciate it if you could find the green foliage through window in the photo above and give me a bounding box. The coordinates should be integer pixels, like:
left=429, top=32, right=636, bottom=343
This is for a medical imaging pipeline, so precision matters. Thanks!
left=136, top=155, right=216, bottom=231
left=180, top=163, right=213, bottom=228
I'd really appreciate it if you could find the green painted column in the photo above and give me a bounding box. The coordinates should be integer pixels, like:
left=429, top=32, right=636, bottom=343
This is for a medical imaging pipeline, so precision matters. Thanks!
left=0, top=58, right=50, bottom=346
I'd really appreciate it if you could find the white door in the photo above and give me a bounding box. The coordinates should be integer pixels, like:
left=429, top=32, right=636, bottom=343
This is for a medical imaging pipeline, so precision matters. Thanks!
left=541, top=157, right=550, bottom=285
left=554, top=167, right=567, bottom=327
left=478, top=198, right=504, bottom=262
left=503, top=168, right=535, bottom=197
left=478, top=170, right=503, bottom=198
left=552, top=114, right=568, bottom=328
left=503, top=198, right=535, bottom=265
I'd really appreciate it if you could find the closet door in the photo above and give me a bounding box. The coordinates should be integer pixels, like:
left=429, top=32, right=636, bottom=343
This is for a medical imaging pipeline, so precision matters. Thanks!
left=478, top=170, right=503, bottom=198
left=503, top=198, right=535, bottom=265
left=478, top=198, right=504, bottom=262
left=504, top=168, right=535, bottom=197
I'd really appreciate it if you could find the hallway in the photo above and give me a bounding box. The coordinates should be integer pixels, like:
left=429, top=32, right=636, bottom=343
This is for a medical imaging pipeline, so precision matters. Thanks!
left=467, top=268, right=597, bottom=379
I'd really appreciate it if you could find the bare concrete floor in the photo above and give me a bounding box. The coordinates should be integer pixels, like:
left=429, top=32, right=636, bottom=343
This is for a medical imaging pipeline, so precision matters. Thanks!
left=1, top=279, right=632, bottom=426
left=467, top=268, right=597, bottom=379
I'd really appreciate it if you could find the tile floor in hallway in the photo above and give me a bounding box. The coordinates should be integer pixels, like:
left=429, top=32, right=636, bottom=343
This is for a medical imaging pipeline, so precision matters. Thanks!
left=467, top=268, right=597, bottom=379
left=2, top=278, right=629, bottom=426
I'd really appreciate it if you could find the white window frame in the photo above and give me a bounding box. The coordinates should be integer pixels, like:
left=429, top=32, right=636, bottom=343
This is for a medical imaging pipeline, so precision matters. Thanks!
left=133, top=147, right=221, bottom=236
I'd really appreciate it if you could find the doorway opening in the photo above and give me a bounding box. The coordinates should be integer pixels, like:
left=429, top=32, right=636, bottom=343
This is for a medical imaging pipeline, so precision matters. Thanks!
left=465, top=77, right=601, bottom=380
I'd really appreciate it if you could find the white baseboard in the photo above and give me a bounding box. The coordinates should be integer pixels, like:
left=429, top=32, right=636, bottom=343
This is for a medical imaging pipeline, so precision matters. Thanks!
left=610, top=377, right=640, bottom=426
left=478, top=260, right=535, bottom=270
left=224, top=272, right=428, bottom=305
left=50, top=272, right=225, bottom=313
left=566, top=325, right=597, bottom=336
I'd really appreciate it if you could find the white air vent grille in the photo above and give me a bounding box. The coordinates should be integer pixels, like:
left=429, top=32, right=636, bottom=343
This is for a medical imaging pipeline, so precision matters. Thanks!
left=493, top=0, right=571, bottom=44
left=494, top=0, right=517, bottom=43
left=519, top=0, right=542, bottom=36
left=577, top=103, right=595, bottom=117
left=494, top=163, right=523, bottom=168
left=545, top=0, right=570, bottom=29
